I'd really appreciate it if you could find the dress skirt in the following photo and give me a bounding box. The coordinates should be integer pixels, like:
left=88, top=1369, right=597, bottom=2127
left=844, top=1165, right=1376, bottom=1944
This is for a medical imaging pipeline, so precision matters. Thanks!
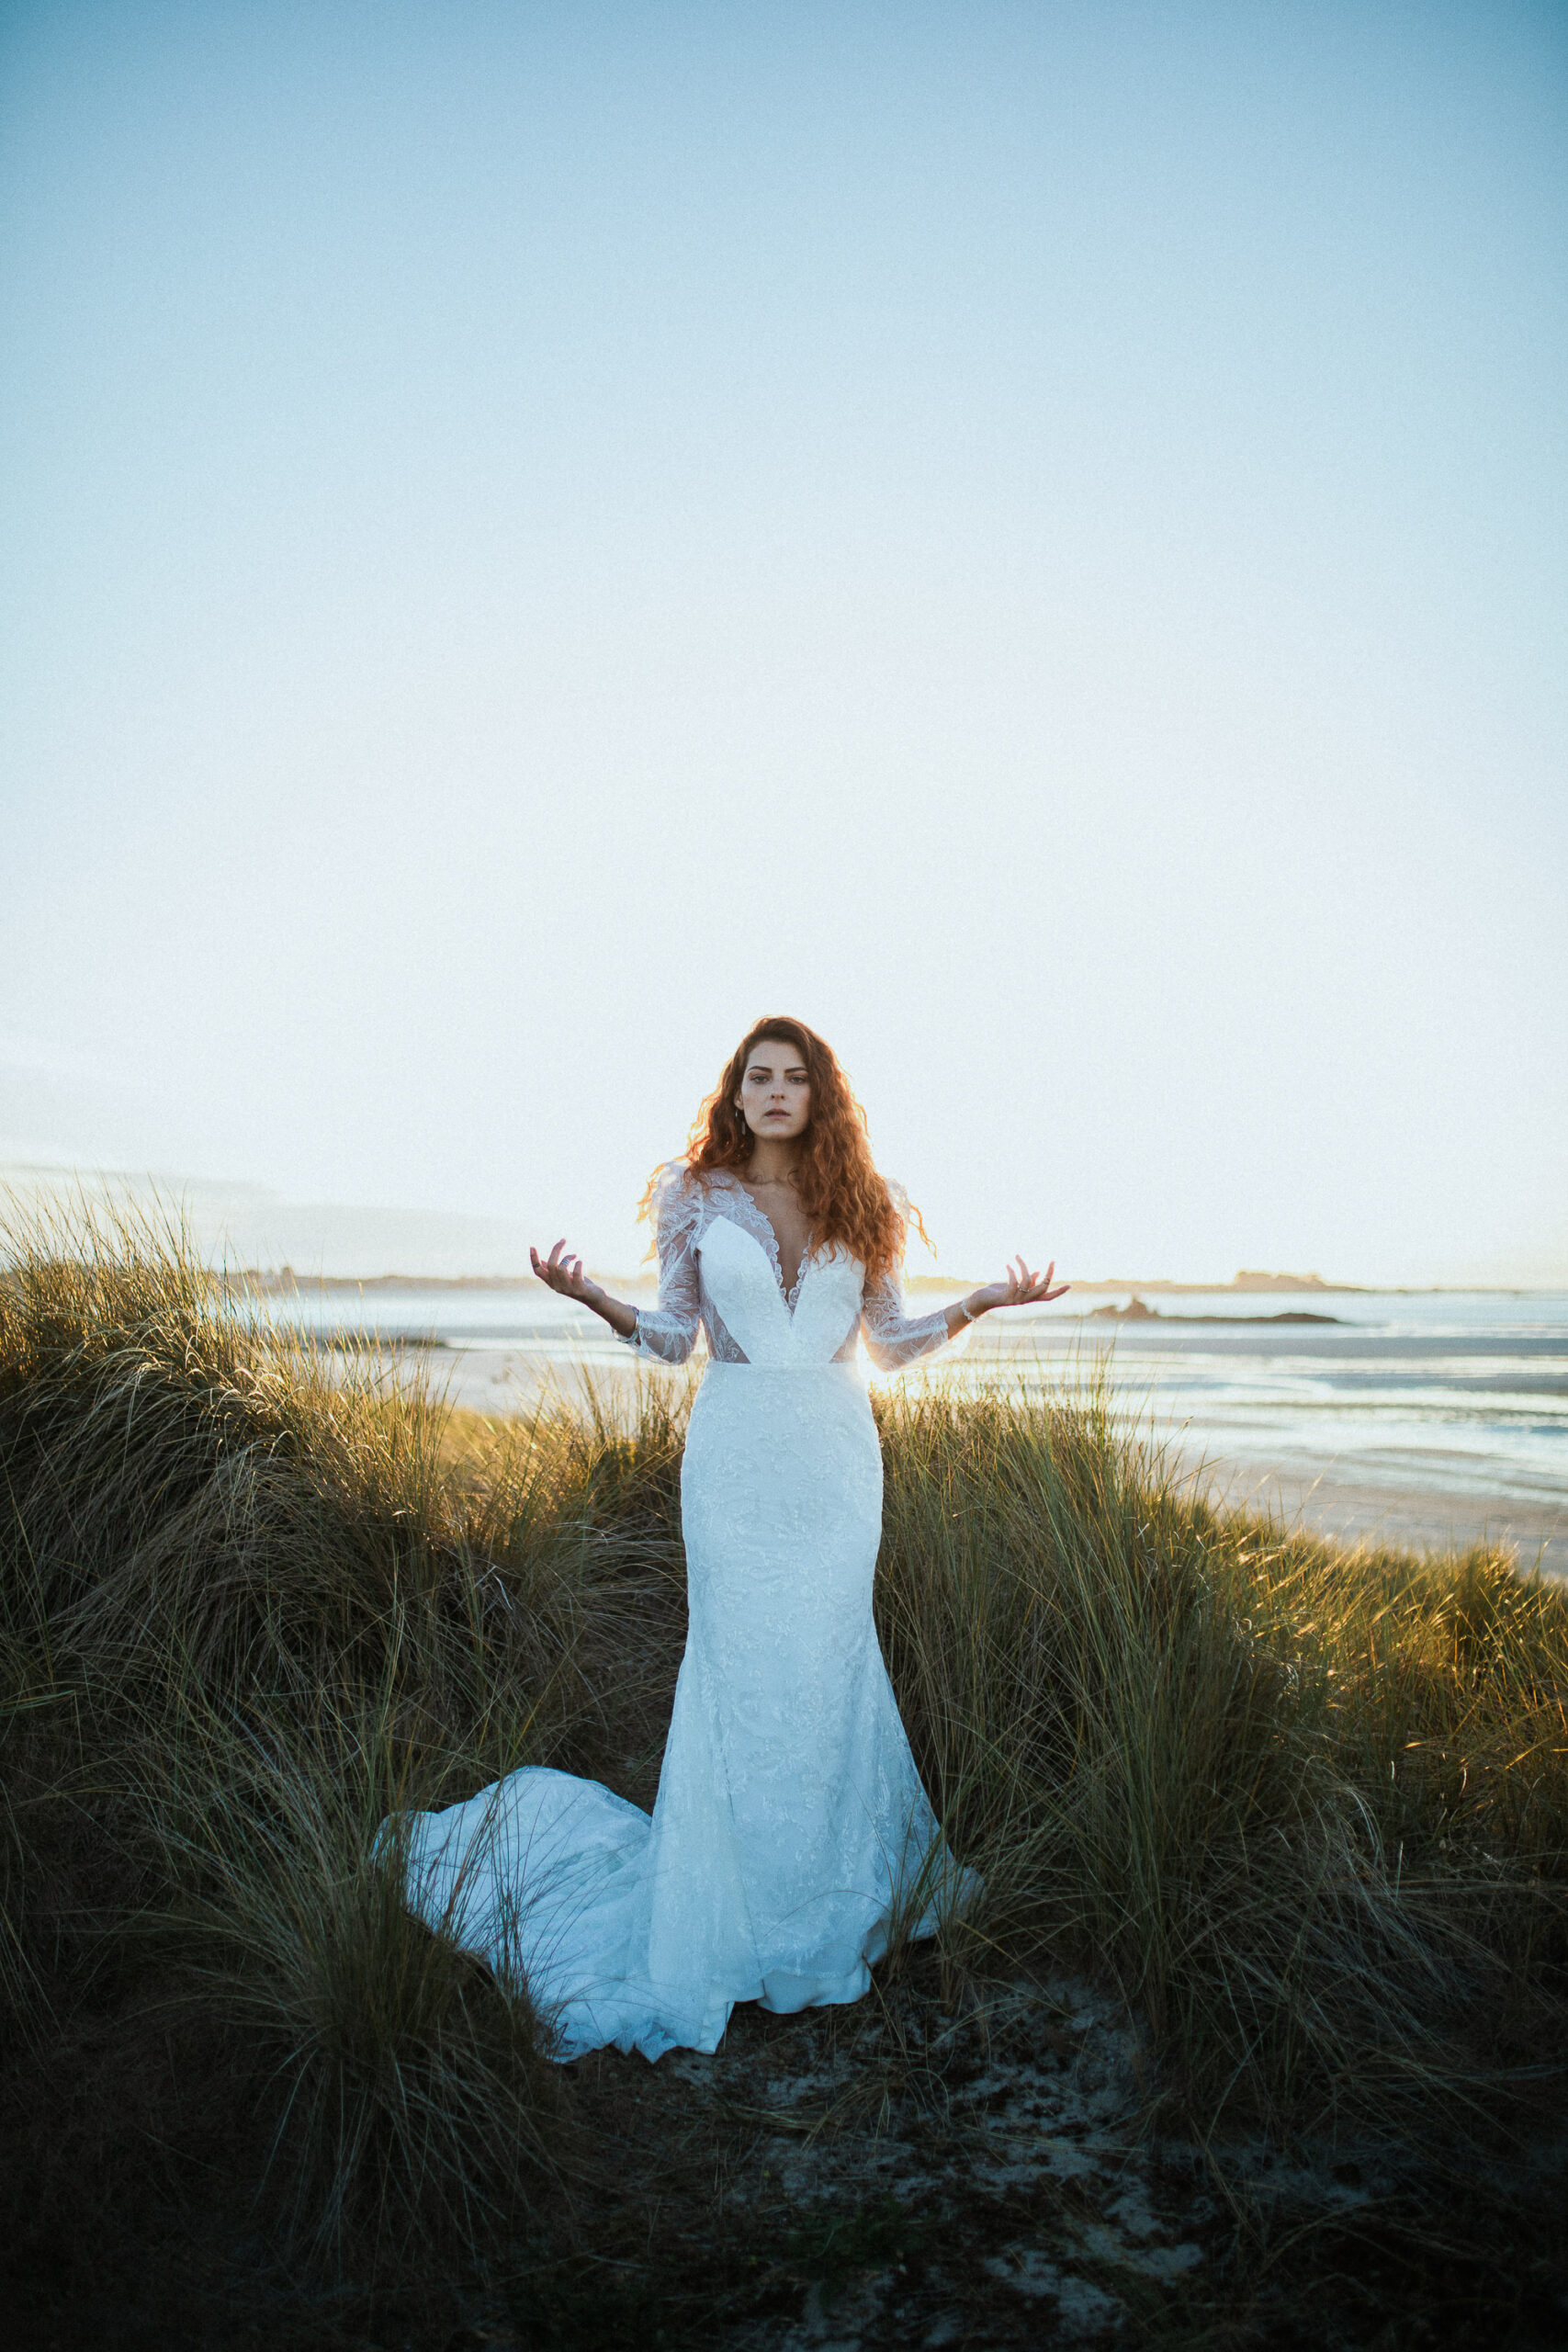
left=389, top=1363, right=960, bottom=2062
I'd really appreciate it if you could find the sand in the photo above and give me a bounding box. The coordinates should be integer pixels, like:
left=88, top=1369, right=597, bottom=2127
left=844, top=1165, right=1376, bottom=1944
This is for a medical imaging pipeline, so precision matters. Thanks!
left=1170, top=1450, right=1564, bottom=1574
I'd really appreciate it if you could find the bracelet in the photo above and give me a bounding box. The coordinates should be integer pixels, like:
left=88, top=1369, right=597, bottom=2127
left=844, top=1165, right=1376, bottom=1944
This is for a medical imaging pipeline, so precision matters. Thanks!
left=955, top=1296, right=977, bottom=1326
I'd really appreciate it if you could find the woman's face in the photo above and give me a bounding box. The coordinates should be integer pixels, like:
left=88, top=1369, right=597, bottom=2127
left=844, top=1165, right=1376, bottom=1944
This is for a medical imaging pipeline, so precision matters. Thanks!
left=738, top=1037, right=812, bottom=1144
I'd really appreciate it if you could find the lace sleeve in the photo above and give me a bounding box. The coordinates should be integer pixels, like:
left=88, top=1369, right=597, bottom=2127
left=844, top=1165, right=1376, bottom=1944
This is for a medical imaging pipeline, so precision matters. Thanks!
left=861, top=1264, right=956, bottom=1372
left=619, top=1162, right=703, bottom=1365
left=860, top=1182, right=957, bottom=1371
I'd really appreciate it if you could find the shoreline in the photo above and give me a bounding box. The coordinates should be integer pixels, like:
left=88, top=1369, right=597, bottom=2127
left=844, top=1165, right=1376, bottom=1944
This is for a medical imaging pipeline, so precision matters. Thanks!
left=382, top=1343, right=1568, bottom=1577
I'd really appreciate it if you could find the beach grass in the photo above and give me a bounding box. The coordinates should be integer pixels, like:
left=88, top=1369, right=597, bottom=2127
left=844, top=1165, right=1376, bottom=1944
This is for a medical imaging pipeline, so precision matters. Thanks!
left=2, top=1199, right=1564, bottom=2339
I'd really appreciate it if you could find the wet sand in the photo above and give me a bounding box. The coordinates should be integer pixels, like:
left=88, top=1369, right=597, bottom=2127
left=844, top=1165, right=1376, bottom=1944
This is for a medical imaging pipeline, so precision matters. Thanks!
left=1170, top=1450, right=1564, bottom=1574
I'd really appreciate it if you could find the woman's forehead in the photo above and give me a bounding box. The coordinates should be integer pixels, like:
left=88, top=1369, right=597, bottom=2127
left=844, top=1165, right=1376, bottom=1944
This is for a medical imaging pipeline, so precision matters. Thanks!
left=746, top=1039, right=808, bottom=1069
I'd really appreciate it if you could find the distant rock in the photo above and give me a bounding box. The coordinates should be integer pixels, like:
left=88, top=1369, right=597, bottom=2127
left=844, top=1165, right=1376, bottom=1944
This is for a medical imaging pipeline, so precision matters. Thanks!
left=1232, top=1270, right=1331, bottom=1292
left=1085, top=1299, right=1342, bottom=1327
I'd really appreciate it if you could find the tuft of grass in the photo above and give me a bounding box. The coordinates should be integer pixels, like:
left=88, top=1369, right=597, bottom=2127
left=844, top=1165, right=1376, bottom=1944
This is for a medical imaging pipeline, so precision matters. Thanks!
left=0, top=1193, right=1563, bottom=2313
left=872, top=1376, right=1568, bottom=2133
left=129, top=1683, right=563, bottom=2268
left=0, top=1194, right=680, bottom=2273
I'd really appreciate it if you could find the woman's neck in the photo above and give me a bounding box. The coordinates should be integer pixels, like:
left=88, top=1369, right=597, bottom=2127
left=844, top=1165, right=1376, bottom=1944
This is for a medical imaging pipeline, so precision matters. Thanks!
left=742, top=1137, right=801, bottom=1187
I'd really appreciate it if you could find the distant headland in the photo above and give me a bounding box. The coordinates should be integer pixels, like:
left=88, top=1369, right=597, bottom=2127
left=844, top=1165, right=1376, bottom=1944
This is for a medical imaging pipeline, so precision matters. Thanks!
left=230, top=1268, right=540, bottom=1294
left=906, top=1269, right=1366, bottom=1300
left=223, top=1266, right=1369, bottom=1300
left=1069, top=1270, right=1361, bottom=1295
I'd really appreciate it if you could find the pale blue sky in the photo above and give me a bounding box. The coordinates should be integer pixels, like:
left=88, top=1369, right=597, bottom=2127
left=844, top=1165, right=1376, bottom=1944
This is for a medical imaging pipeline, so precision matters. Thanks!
left=2, top=0, right=1564, bottom=1280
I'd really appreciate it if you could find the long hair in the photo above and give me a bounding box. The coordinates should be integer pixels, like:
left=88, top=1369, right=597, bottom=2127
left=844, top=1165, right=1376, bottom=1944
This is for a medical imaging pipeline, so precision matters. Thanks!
left=645, top=1016, right=928, bottom=1288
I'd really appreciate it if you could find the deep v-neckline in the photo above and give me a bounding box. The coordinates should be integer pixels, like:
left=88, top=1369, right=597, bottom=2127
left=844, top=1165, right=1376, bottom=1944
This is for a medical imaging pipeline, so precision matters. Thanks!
left=709, top=1174, right=812, bottom=1312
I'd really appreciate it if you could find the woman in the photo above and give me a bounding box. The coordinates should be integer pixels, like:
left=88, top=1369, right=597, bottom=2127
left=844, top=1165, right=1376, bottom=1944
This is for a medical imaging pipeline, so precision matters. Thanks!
left=392, top=1018, right=1066, bottom=2062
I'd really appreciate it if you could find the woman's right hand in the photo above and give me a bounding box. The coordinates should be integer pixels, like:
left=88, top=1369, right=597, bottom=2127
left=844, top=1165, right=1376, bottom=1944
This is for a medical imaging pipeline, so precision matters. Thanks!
left=531, top=1240, right=641, bottom=1340
left=530, top=1238, right=605, bottom=1307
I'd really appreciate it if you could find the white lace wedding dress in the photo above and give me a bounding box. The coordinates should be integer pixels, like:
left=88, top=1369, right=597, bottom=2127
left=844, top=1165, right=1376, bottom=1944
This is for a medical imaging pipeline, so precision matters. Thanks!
left=389, top=1164, right=970, bottom=2063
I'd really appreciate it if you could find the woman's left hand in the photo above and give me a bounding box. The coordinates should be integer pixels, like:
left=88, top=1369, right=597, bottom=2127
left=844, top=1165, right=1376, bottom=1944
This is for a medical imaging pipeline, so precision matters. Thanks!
left=967, top=1257, right=1069, bottom=1317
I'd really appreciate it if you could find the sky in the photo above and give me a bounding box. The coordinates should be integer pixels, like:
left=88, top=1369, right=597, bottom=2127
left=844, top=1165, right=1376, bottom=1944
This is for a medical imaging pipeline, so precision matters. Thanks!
left=1, top=0, right=1564, bottom=1283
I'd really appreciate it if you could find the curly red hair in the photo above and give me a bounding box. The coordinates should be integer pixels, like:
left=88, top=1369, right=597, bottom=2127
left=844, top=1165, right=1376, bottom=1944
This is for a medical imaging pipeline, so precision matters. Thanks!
left=644, top=1017, right=928, bottom=1289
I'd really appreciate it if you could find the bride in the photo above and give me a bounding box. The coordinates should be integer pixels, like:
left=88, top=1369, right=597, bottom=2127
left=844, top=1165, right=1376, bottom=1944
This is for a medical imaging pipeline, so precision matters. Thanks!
left=390, top=1017, right=1066, bottom=2062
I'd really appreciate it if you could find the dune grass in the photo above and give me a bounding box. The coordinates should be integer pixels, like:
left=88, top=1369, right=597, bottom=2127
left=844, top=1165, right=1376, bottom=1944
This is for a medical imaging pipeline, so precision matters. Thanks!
left=1, top=1199, right=1564, bottom=2308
